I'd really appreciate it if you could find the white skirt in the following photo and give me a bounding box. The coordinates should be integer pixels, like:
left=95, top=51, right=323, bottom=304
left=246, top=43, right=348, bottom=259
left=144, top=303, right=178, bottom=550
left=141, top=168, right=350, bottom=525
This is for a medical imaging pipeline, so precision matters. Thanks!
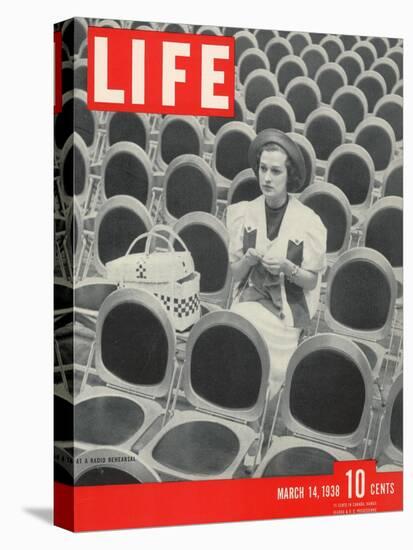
left=231, top=301, right=300, bottom=397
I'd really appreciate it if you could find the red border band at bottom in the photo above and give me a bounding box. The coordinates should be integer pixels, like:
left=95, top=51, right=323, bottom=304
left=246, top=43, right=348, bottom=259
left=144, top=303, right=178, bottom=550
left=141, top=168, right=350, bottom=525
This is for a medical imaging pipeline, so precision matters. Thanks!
left=54, top=460, right=403, bottom=532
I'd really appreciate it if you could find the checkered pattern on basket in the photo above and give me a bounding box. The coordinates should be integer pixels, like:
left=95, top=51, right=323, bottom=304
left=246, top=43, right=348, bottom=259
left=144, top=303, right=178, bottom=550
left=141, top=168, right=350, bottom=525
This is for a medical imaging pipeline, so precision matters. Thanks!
left=154, top=293, right=200, bottom=318
left=135, top=263, right=147, bottom=279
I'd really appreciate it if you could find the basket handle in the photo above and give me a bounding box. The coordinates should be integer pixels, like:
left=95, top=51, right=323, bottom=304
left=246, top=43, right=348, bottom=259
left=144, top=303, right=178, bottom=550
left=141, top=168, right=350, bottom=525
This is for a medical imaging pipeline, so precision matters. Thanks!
left=125, top=224, right=189, bottom=257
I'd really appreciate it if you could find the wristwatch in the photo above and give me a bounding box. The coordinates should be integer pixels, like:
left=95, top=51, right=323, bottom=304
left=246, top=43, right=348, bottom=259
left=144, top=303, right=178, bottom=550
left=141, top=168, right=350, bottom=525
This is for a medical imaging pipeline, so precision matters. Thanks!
left=287, top=263, right=299, bottom=282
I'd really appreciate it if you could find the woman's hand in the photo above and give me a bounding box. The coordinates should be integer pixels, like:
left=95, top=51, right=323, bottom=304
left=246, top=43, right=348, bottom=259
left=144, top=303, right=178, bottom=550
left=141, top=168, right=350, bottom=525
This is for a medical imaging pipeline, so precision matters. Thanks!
left=261, top=256, right=288, bottom=276
left=244, top=248, right=263, bottom=266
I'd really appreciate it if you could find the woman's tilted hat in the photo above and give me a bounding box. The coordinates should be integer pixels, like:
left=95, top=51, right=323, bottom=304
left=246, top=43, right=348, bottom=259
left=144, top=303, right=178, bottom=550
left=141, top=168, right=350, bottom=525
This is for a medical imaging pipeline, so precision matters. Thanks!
left=248, top=129, right=306, bottom=189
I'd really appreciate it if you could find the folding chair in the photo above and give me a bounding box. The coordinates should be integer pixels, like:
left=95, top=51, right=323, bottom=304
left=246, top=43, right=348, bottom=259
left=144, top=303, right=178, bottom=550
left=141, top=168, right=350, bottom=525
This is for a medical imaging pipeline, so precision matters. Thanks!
left=101, top=142, right=153, bottom=210
left=244, top=68, right=279, bottom=116
left=155, top=116, right=204, bottom=173
left=196, top=26, right=222, bottom=36
left=205, top=95, right=247, bottom=144
left=66, top=288, right=178, bottom=452
left=60, top=133, right=90, bottom=208
left=325, top=143, right=375, bottom=226
left=352, top=40, right=377, bottom=70
left=237, top=48, right=270, bottom=88
left=254, top=29, right=278, bottom=51
left=320, top=35, right=345, bottom=62
left=73, top=59, right=87, bottom=91
left=386, top=47, right=403, bottom=78
left=285, top=77, right=321, bottom=127
left=304, top=107, right=346, bottom=176
left=55, top=90, right=98, bottom=157
left=96, top=19, right=121, bottom=28
left=161, top=23, right=190, bottom=33
left=382, top=158, right=403, bottom=198
left=61, top=61, right=74, bottom=95
left=373, top=94, right=403, bottom=144
left=300, top=182, right=352, bottom=263
left=255, top=333, right=375, bottom=478
left=371, top=57, right=400, bottom=93
left=309, top=32, right=327, bottom=45
left=374, top=373, right=402, bottom=468
left=227, top=168, right=261, bottom=205
left=139, top=311, right=271, bottom=480
left=254, top=96, right=295, bottom=135
left=211, top=121, right=256, bottom=190
left=315, top=62, right=348, bottom=104
left=287, top=132, right=317, bottom=191
left=354, top=116, right=396, bottom=175
left=264, top=37, right=293, bottom=73
left=61, top=17, right=88, bottom=58
left=361, top=197, right=403, bottom=299
left=354, top=70, right=387, bottom=113
left=234, top=30, right=258, bottom=64
left=287, top=31, right=312, bottom=55
left=92, top=196, right=153, bottom=277
left=392, top=80, right=403, bottom=97
left=130, top=21, right=158, bottom=30
left=173, top=213, right=233, bottom=307
left=300, top=44, right=329, bottom=79
left=162, top=154, right=217, bottom=225
left=324, top=247, right=397, bottom=377
left=72, top=448, right=161, bottom=485
left=275, top=54, right=307, bottom=93
left=367, top=36, right=390, bottom=58
left=331, top=85, right=368, bottom=135
left=336, top=50, right=365, bottom=85
left=338, top=34, right=360, bottom=51
left=106, top=112, right=150, bottom=152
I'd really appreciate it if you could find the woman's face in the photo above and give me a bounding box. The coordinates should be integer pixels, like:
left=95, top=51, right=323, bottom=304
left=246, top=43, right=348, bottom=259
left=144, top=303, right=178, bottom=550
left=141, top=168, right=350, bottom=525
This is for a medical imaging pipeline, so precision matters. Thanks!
left=259, top=149, right=289, bottom=205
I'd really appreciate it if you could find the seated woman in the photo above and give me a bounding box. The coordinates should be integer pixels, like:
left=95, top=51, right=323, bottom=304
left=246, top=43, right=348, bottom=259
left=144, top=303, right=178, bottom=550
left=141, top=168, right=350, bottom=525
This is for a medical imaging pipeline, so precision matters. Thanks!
left=226, top=129, right=327, bottom=397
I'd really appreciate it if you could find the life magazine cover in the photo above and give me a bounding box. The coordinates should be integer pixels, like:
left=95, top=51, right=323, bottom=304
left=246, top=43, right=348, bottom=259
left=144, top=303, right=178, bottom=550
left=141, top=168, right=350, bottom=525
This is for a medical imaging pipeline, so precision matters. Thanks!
left=53, top=17, right=403, bottom=532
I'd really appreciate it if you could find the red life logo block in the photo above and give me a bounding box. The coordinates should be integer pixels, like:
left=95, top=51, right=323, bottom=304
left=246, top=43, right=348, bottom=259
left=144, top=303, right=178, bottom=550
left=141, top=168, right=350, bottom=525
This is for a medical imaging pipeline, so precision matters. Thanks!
left=87, top=27, right=235, bottom=117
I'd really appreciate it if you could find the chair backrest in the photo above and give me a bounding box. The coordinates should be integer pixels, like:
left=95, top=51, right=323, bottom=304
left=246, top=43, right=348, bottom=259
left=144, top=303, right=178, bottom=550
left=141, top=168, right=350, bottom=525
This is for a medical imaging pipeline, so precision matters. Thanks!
left=163, top=154, right=217, bottom=224
left=287, top=31, right=312, bottom=55
left=74, top=279, right=118, bottom=314
left=244, top=68, right=279, bottom=114
left=196, top=26, right=221, bottom=36
left=280, top=333, right=374, bottom=449
left=156, top=115, right=203, bottom=172
left=325, top=143, right=375, bottom=208
left=287, top=132, right=316, bottom=190
left=66, top=200, right=84, bottom=264
left=331, top=85, right=368, bottom=133
left=382, top=158, right=403, bottom=198
left=234, top=30, right=258, bottom=64
left=107, top=112, right=150, bottom=151
left=325, top=247, right=396, bottom=341
left=352, top=40, right=378, bottom=70
left=354, top=116, right=396, bottom=172
left=73, top=59, right=87, bottom=91
left=371, top=57, right=400, bottom=93
left=304, top=107, right=346, bottom=161
left=94, top=196, right=153, bottom=276
left=315, top=62, right=348, bottom=104
left=60, top=132, right=89, bottom=205
left=74, top=449, right=161, bottom=485
left=275, top=54, right=307, bottom=93
left=300, top=44, right=329, bottom=79
left=375, top=373, right=403, bottom=465
left=386, top=46, right=403, bottom=78
left=336, top=51, right=365, bottom=85
left=212, top=121, right=256, bottom=186
left=206, top=95, right=246, bottom=138
left=254, top=29, right=278, bottom=51
left=373, top=94, right=403, bottom=142
left=62, top=17, right=88, bottom=57
left=182, top=311, right=270, bottom=422
left=161, top=22, right=190, bottom=33
left=222, top=26, right=241, bottom=37
left=62, top=61, right=74, bottom=95
left=227, top=168, right=261, bottom=205
left=320, top=35, right=345, bottom=62
left=338, top=34, right=360, bottom=51
left=238, top=48, right=270, bottom=86
left=55, top=90, right=97, bottom=155
left=264, top=37, right=293, bottom=73
left=254, top=96, right=295, bottom=134
left=354, top=70, right=387, bottom=113
left=367, top=36, right=390, bottom=58
left=173, top=212, right=232, bottom=306
left=96, top=288, right=176, bottom=398
left=97, top=19, right=121, bottom=28
left=299, top=182, right=351, bottom=257
left=285, top=77, right=321, bottom=124
left=361, top=197, right=403, bottom=268
left=392, top=79, right=403, bottom=97
left=102, top=142, right=153, bottom=208
left=309, top=32, right=327, bottom=45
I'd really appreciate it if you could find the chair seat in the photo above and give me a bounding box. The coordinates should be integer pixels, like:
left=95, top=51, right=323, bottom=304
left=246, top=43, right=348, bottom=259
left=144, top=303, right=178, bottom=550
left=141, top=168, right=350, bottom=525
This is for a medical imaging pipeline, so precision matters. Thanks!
left=76, top=466, right=140, bottom=486
left=261, top=445, right=336, bottom=477
left=152, top=420, right=240, bottom=476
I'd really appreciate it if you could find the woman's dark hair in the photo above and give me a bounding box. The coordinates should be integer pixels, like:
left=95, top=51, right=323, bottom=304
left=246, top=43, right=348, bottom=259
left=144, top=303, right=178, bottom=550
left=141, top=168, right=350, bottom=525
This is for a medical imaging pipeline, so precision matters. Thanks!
left=257, top=142, right=302, bottom=192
